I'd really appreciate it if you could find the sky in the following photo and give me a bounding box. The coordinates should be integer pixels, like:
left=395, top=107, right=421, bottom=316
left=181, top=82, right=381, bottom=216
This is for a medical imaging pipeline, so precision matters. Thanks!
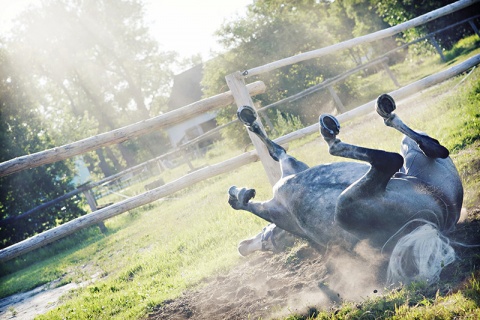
left=0, top=0, right=252, bottom=59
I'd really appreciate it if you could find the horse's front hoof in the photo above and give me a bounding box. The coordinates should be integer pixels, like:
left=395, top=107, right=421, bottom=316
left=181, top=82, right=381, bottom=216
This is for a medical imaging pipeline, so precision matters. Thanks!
left=320, top=114, right=340, bottom=139
left=376, top=94, right=396, bottom=119
left=237, top=105, right=257, bottom=127
left=228, top=186, right=256, bottom=209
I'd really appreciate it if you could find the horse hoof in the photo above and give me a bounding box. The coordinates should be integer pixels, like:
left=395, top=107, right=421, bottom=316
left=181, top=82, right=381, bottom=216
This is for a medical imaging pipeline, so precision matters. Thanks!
left=237, top=105, right=257, bottom=127
left=228, top=186, right=256, bottom=208
left=320, top=114, right=340, bottom=138
left=376, top=94, right=396, bottom=119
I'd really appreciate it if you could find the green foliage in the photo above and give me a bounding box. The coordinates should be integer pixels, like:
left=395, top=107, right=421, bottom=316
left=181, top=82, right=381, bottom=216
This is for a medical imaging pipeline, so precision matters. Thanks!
left=202, top=0, right=476, bottom=146
left=202, top=0, right=354, bottom=145
left=444, top=36, right=480, bottom=62
left=373, top=0, right=480, bottom=49
left=6, top=0, right=175, bottom=174
left=0, top=47, right=86, bottom=248
left=1, top=55, right=478, bottom=319
left=1, top=1, right=479, bottom=318
left=0, top=161, right=272, bottom=318
left=271, top=109, right=304, bottom=138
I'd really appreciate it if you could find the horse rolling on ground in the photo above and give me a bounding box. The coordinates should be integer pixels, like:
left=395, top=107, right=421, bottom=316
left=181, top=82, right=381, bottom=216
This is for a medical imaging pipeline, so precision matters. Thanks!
left=228, top=94, right=463, bottom=284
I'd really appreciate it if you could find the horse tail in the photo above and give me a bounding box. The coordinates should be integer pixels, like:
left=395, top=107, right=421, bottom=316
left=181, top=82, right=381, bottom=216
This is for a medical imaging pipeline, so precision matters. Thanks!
left=386, top=220, right=456, bottom=285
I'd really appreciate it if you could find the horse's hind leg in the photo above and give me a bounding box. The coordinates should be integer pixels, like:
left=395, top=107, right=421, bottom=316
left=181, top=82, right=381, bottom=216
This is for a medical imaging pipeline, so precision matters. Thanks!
left=376, top=94, right=463, bottom=229
left=319, top=114, right=405, bottom=242
left=320, top=114, right=403, bottom=192
left=376, top=94, right=449, bottom=159
left=238, top=106, right=309, bottom=177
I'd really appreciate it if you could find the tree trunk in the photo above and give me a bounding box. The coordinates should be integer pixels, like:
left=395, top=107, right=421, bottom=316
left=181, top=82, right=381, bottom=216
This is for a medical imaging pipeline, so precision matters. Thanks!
left=96, top=149, right=113, bottom=177
left=117, top=143, right=137, bottom=168
left=104, top=147, right=123, bottom=172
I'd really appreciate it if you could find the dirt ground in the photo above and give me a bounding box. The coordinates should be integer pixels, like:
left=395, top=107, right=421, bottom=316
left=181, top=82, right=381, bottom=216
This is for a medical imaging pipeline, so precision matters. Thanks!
left=147, top=242, right=387, bottom=320
left=147, top=206, right=480, bottom=320
left=0, top=280, right=80, bottom=320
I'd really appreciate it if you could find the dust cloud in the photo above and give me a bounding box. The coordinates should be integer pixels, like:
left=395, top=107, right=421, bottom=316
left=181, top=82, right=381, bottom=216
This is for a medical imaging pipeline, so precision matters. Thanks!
left=149, top=240, right=389, bottom=319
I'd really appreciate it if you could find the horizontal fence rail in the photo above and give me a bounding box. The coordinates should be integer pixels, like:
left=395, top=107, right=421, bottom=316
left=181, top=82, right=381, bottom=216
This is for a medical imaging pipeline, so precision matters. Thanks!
left=0, top=151, right=259, bottom=262
left=0, top=81, right=266, bottom=177
left=274, top=54, right=480, bottom=146
left=242, top=0, right=478, bottom=78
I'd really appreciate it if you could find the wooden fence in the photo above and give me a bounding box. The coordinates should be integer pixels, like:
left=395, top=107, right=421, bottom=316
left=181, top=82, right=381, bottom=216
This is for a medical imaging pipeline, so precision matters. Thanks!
left=0, top=0, right=479, bottom=262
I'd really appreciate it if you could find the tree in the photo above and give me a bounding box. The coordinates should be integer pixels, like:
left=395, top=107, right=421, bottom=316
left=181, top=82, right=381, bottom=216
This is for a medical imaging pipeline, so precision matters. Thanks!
left=0, top=45, right=86, bottom=248
left=203, top=0, right=355, bottom=145
left=7, top=0, right=176, bottom=176
left=373, top=0, right=480, bottom=49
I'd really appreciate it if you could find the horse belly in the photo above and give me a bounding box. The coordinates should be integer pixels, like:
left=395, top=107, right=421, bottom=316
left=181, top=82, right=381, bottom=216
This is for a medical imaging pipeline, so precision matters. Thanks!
left=273, top=162, right=368, bottom=246
left=384, top=179, right=452, bottom=230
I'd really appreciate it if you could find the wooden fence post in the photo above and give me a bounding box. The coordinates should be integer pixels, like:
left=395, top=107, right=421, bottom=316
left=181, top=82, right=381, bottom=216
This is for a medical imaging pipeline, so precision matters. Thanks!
left=428, top=35, right=446, bottom=62
left=83, top=190, right=108, bottom=234
left=468, top=20, right=480, bottom=37
left=381, top=61, right=401, bottom=88
left=225, top=72, right=281, bottom=185
left=327, top=85, right=346, bottom=113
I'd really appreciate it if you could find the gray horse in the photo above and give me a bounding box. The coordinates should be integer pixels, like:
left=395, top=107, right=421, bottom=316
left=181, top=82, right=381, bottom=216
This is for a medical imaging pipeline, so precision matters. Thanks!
left=228, top=94, right=463, bottom=284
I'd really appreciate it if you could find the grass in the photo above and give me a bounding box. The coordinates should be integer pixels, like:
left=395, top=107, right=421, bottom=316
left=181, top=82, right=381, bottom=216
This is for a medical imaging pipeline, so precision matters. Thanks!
left=0, top=36, right=479, bottom=319
left=286, top=275, right=480, bottom=319
left=0, top=158, right=273, bottom=318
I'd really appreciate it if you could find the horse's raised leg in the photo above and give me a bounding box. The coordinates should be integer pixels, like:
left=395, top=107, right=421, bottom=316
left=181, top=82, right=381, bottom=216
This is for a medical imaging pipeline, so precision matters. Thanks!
left=376, top=94, right=449, bottom=159
left=238, top=106, right=309, bottom=177
left=375, top=94, right=463, bottom=230
left=319, top=114, right=405, bottom=244
left=320, top=114, right=404, bottom=192
left=228, top=185, right=300, bottom=255
left=229, top=106, right=310, bottom=255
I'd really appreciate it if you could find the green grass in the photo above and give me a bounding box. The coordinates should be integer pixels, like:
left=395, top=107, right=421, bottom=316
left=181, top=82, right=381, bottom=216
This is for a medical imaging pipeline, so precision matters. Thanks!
left=285, top=275, right=480, bottom=319
left=343, top=35, right=480, bottom=111
left=0, top=159, right=273, bottom=318
left=1, top=36, right=480, bottom=319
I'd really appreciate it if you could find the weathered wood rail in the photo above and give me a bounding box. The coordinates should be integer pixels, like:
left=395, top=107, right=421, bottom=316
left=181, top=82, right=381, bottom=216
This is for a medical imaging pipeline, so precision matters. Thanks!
left=0, top=81, right=266, bottom=177
left=0, top=151, right=258, bottom=261
left=228, top=0, right=479, bottom=186
left=274, top=54, right=480, bottom=145
left=241, top=0, right=478, bottom=78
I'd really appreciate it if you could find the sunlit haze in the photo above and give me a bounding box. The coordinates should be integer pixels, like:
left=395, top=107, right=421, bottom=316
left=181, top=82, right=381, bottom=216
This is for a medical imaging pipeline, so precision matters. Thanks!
left=0, top=0, right=252, bottom=59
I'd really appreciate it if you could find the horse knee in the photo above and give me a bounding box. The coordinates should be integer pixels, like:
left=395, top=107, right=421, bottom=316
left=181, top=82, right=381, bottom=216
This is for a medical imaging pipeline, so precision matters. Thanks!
left=371, top=151, right=403, bottom=174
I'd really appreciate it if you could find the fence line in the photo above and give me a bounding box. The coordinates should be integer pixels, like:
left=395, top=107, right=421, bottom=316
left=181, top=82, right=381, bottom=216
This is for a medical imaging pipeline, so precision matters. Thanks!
left=0, top=81, right=265, bottom=177
left=258, top=56, right=393, bottom=115
left=1, top=0, right=478, bottom=262
left=1, top=53, right=478, bottom=263
left=0, top=151, right=259, bottom=262
left=273, top=54, right=480, bottom=146
left=242, top=0, right=478, bottom=78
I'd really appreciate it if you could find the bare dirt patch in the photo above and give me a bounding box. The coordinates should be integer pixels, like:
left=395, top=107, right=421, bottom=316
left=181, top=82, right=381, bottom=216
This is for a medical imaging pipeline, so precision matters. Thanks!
left=0, top=280, right=79, bottom=320
left=147, top=241, right=388, bottom=320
